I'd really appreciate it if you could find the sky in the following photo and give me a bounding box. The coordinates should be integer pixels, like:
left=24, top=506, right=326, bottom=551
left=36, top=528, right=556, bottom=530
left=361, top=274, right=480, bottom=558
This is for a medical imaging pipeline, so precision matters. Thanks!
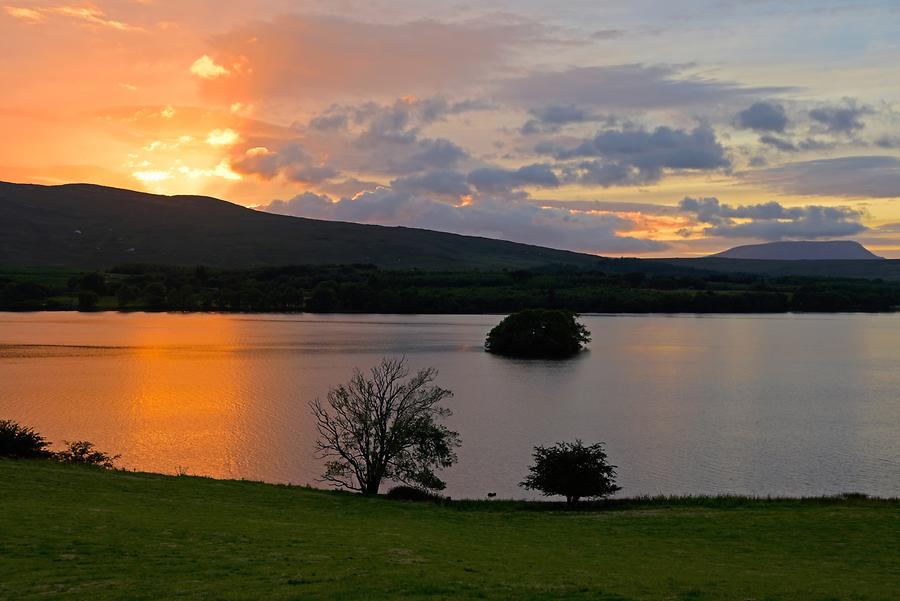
left=2, top=1, right=900, bottom=257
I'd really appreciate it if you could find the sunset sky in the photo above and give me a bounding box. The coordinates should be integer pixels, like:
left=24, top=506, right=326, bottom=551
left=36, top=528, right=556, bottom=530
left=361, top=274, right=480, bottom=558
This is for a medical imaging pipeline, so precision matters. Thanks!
left=2, top=0, right=900, bottom=256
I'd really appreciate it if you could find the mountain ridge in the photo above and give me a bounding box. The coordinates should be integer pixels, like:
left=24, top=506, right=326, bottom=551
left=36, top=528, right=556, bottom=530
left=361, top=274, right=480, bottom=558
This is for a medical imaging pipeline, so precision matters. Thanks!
left=0, top=181, right=601, bottom=270
left=711, top=240, right=883, bottom=261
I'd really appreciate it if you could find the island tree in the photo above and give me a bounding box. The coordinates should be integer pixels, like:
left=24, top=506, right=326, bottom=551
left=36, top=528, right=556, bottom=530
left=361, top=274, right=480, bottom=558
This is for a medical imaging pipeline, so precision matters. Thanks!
left=485, top=309, right=590, bottom=358
left=520, top=440, right=620, bottom=506
left=310, top=357, right=460, bottom=495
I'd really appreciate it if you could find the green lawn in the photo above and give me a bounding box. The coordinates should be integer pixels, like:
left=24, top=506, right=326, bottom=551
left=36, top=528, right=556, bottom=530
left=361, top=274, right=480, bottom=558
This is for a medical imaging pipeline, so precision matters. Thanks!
left=1, top=460, right=898, bottom=600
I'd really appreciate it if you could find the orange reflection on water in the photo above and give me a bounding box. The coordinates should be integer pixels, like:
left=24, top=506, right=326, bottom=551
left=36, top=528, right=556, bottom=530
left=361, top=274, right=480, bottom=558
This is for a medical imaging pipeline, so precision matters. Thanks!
left=116, top=314, right=249, bottom=478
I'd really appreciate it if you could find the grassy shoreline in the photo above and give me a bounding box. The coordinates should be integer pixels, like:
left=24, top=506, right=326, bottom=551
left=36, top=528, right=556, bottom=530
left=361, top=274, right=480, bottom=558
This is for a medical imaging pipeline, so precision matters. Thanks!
left=2, top=459, right=898, bottom=600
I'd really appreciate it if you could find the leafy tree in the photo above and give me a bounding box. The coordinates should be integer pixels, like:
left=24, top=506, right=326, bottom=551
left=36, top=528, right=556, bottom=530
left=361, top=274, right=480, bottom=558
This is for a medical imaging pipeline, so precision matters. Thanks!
left=77, top=290, right=100, bottom=311
left=0, top=420, right=52, bottom=459
left=520, top=440, right=620, bottom=506
left=116, top=284, right=137, bottom=308
left=54, top=440, right=119, bottom=469
left=485, top=309, right=590, bottom=358
left=306, top=281, right=339, bottom=312
left=141, top=282, right=167, bottom=310
left=310, top=357, right=460, bottom=495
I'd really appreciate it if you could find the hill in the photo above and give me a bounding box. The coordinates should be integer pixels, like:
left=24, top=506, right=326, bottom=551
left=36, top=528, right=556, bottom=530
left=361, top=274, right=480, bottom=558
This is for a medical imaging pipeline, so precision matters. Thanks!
left=1, top=459, right=897, bottom=600
left=0, top=181, right=599, bottom=270
left=712, top=240, right=883, bottom=260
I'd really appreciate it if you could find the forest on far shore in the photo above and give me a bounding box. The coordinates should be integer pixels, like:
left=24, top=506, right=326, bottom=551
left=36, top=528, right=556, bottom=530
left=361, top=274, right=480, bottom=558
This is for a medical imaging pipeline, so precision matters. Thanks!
left=3, top=263, right=900, bottom=314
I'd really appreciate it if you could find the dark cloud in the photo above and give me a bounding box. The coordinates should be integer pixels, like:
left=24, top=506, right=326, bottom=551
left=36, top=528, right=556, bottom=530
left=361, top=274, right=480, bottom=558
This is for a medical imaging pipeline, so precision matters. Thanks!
left=520, top=105, right=611, bottom=134
left=501, top=64, right=791, bottom=111
left=679, top=197, right=867, bottom=240
left=742, top=156, right=900, bottom=198
left=759, top=134, right=797, bottom=152
left=390, top=170, right=471, bottom=196
left=758, top=134, right=836, bottom=153
left=467, top=163, right=559, bottom=193
left=735, top=102, right=788, bottom=132
left=540, top=124, right=730, bottom=186
left=317, top=177, right=383, bottom=198
left=261, top=188, right=665, bottom=254
left=809, top=101, right=872, bottom=134
left=308, top=112, right=349, bottom=131
left=874, top=135, right=900, bottom=149
left=232, top=144, right=339, bottom=183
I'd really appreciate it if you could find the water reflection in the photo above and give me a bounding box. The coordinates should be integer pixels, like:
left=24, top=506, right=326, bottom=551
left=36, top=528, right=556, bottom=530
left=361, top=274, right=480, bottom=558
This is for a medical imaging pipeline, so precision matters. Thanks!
left=1, top=312, right=898, bottom=498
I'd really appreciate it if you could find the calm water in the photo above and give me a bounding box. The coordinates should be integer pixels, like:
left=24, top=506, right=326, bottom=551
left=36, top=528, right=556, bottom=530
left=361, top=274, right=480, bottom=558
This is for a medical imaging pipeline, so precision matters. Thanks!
left=1, top=312, right=898, bottom=499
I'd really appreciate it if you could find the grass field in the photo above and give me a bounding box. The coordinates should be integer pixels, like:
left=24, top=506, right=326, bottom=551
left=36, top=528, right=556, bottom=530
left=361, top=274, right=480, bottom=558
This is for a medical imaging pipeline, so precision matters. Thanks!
left=1, top=460, right=898, bottom=600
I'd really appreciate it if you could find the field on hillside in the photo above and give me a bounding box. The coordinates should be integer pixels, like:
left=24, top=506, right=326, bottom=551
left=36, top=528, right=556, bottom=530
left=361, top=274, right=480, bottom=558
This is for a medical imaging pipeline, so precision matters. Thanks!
left=1, top=460, right=898, bottom=600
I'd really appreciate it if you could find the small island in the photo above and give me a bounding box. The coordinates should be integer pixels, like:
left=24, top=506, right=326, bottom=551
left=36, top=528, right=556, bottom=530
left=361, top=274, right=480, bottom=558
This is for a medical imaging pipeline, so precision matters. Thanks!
left=485, top=309, right=591, bottom=358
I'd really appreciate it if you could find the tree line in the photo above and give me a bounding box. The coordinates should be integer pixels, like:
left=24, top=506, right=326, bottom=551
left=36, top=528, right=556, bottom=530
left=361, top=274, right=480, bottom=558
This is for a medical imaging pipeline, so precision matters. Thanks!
left=3, top=263, right=900, bottom=313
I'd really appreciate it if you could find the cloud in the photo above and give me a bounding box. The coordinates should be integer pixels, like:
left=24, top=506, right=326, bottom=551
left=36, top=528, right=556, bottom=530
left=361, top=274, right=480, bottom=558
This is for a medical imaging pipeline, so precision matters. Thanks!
left=197, top=15, right=538, bottom=101
left=735, top=102, right=788, bottom=132
left=261, top=188, right=665, bottom=254
left=501, top=64, right=790, bottom=111
left=539, top=124, right=730, bottom=186
left=391, top=170, right=470, bottom=196
left=231, top=144, right=338, bottom=184
left=759, top=134, right=797, bottom=152
left=190, top=55, right=230, bottom=79
left=4, top=6, right=45, bottom=23
left=678, top=197, right=867, bottom=240
left=520, top=105, right=610, bottom=134
left=205, top=128, right=240, bottom=146
left=743, top=156, right=900, bottom=198
left=467, top=164, right=559, bottom=193
left=874, top=135, right=900, bottom=149
left=5, top=4, right=142, bottom=30
left=808, top=101, right=872, bottom=134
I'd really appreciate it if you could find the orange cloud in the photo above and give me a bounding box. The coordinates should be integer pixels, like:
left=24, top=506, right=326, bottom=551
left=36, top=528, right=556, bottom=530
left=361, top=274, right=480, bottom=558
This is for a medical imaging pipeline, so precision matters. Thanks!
left=4, top=6, right=45, bottom=22
left=4, top=3, right=142, bottom=31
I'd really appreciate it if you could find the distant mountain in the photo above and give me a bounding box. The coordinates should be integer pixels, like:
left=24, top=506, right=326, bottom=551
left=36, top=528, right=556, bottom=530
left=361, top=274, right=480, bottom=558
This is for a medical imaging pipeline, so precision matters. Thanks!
left=0, top=181, right=600, bottom=270
left=711, top=240, right=884, bottom=261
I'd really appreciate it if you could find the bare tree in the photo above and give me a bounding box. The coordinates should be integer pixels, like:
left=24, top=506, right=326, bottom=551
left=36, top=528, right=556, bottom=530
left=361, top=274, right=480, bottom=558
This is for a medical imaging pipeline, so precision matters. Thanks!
left=310, top=357, right=460, bottom=495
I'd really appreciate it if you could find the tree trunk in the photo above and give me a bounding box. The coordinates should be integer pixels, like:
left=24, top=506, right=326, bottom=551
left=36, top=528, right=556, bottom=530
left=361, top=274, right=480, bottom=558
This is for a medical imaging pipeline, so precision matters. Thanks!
left=363, top=479, right=381, bottom=496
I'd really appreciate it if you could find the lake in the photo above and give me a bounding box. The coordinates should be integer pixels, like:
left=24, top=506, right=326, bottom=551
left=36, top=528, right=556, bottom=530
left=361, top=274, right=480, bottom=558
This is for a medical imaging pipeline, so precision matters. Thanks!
left=1, top=312, right=898, bottom=499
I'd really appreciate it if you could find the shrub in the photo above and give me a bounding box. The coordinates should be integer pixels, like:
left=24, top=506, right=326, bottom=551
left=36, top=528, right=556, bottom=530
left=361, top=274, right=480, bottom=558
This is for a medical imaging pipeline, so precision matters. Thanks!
left=54, top=440, right=119, bottom=469
left=520, top=440, right=620, bottom=506
left=386, top=485, right=443, bottom=502
left=485, top=309, right=590, bottom=358
left=0, top=420, right=52, bottom=459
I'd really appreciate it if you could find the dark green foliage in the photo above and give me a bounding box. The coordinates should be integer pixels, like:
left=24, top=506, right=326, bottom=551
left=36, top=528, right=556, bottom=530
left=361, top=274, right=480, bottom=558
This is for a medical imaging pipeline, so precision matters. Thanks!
left=310, top=357, right=460, bottom=495
left=54, top=441, right=119, bottom=469
left=2, top=263, right=900, bottom=313
left=386, top=485, right=444, bottom=502
left=77, top=290, right=100, bottom=311
left=0, top=420, right=52, bottom=459
left=485, top=310, right=590, bottom=358
left=521, top=440, right=621, bottom=506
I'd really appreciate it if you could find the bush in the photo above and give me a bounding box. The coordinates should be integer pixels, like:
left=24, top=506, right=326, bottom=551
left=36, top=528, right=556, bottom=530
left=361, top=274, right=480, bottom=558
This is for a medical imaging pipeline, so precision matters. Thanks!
left=520, top=440, right=620, bottom=506
left=386, top=485, right=443, bottom=502
left=54, top=440, right=119, bottom=469
left=485, top=309, right=590, bottom=358
left=0, top=420, right=52, bottom=459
